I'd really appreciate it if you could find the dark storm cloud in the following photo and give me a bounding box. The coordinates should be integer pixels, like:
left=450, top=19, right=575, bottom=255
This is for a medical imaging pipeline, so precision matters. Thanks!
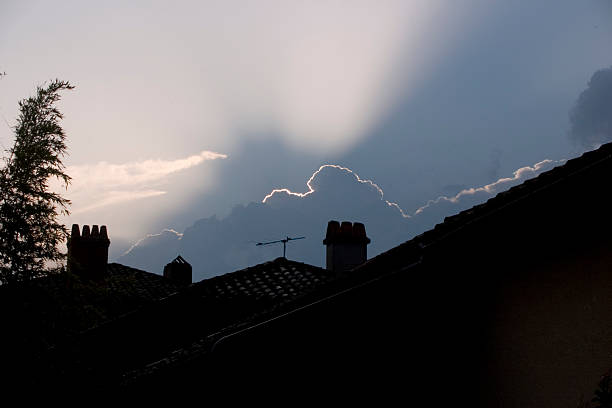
left=118, top=165, right=410, bottom=279
left=118, top=160, right=559, bottom=281
left=570, top=66, right=612, bottom=148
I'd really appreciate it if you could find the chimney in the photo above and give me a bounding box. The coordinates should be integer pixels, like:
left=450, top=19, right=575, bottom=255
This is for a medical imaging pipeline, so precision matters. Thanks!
left=67, top=224, right=110, bottom=279
left=323, top=220, right=370, bottom=272
left=163, top=255, right=192, bottom=285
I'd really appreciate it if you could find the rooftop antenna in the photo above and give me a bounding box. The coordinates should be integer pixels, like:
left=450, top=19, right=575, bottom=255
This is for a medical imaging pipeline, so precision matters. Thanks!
left=256, top=236, right=305, bottom=258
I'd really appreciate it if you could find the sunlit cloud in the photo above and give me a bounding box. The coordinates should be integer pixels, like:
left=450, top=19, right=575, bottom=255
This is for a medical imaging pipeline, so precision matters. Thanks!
left=121, top=228, right=183, bottom=258
left=262, top=164, right=410, bottom=217
left=263, top=159, right=565, bottom=221
left=59, top=150, right=227, bottom=214
left=414, top=159, right=564, bottom=214
left=68, top=150, right=227, bottom=192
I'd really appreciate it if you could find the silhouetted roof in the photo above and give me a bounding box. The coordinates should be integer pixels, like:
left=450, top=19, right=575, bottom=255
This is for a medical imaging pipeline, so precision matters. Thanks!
left=156, top=256, right=335, bottom=343
left=191, top=256, right=332, bottom=303
left=125, top=143, right=612, bottom=385
left=0, top=263, right=181, bottom=353
left=123, top=257, right=335, bottom=382
left=106, top=263, right=183, bottom=303
left=12, top=143, right=612, bottom=392
left=0, top=262, right=186, bottom=394
left=354, top=143, right=612, bottom=277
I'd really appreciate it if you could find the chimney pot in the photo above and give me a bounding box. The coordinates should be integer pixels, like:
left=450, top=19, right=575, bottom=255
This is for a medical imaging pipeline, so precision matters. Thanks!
left=67, top=224, right=110, bottom=279
left=353, top=223, right=370, bottom=243
left=340, top=221, right=353, bottom=239
left=324, top=221, right=340, bottom=245
left=323, top=220, right=370, bottom=272
left=71, top=224, right=80, bottom=239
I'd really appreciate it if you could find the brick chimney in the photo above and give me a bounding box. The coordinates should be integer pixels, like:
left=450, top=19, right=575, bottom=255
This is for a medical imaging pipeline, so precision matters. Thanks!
left=163, top=255, right=192, bottom=285
left=323, top=220, right=370, bottom=272
left=67, top=224, right=110, bottom=279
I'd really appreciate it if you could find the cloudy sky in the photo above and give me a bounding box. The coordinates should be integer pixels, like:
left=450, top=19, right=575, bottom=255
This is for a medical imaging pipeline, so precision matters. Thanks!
left=1, top=1, right=611, bottom=270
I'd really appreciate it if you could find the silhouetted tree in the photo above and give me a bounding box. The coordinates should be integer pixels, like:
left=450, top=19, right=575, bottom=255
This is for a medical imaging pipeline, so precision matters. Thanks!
left=0, top=80, right=73, bottom=284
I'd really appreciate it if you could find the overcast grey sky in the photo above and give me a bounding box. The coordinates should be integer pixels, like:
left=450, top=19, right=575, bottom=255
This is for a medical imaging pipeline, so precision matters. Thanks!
left=1, top=1, right=611, bottom=261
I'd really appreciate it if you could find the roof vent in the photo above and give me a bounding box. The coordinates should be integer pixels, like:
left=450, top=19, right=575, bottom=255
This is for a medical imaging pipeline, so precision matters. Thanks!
left=163, top=255, right=192, bottom=285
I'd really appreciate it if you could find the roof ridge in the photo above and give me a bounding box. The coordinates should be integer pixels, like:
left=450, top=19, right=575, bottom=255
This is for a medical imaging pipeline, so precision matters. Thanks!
left=354, top=142, right=612, bottom=274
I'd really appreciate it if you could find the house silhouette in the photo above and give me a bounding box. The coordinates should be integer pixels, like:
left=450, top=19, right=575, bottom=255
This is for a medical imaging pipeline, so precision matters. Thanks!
left=3, top=142, right=612, bottom=406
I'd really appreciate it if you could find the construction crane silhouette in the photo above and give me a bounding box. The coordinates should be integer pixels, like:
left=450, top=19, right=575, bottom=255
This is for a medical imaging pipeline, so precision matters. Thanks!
left=256, top=236, right=305, bottom=258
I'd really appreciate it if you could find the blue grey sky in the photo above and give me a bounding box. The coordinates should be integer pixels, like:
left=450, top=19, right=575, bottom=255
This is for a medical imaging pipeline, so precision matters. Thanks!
left=1, top=1, right=611, bottom=263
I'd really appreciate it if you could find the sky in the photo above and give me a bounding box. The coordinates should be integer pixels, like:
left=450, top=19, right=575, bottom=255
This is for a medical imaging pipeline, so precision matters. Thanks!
left=1, top=1, right=611, bottom=273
